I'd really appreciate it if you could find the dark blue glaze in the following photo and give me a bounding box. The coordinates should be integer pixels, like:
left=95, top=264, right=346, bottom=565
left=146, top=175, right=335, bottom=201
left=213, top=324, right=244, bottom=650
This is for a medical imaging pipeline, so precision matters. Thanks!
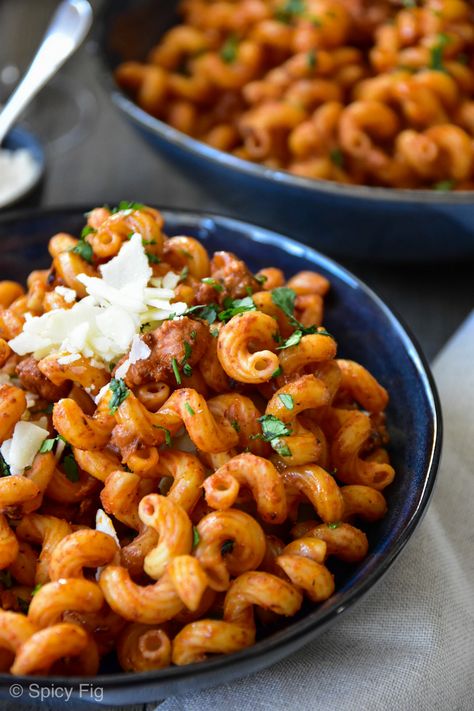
left=92, top=0, right=474, bottom=262
left=0, top=207, right=441, bottom=705
left=1, top=127, right=45, bottom=209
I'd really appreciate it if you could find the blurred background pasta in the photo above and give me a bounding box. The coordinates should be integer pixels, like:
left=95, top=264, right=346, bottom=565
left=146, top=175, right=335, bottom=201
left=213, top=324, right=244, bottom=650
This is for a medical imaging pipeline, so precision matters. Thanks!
left=115, top=0, right=474, bottom=190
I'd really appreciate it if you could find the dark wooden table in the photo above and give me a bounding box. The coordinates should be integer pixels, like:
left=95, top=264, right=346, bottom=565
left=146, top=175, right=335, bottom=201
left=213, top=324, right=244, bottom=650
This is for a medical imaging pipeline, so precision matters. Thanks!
left=0, top=1, right=472, bottom=709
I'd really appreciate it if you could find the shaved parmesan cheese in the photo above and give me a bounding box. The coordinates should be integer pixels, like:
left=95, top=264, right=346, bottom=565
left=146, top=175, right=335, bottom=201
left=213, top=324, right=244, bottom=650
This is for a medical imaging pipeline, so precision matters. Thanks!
left=100, top=233, right=151, bottom=293
left=57, top=353, right=81, bottom=365
left=55, top=437, right=67, bottom=461
left=55, top=286, right=76, bottom=304
left=114, top=334, right=151, bottom=381
left=96, top=508, right=120, bottom=544
left=129, top=334, right=151, bottom=364
left=8, top=235, right=187, bottom=368
left=94, top=383, right=110, bottom=405
left=95, top=508, right=120, bottom=580
left=0, top=421, right=50, bottom=475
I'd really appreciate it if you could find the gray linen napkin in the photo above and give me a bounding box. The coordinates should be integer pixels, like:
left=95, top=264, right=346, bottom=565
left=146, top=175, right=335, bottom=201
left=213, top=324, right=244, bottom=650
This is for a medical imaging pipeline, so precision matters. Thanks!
left=159, top=313, right=474, bottom=711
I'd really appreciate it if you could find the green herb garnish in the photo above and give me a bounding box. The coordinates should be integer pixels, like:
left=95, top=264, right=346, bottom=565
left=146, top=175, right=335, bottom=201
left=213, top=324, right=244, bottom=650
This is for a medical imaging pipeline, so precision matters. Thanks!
left=179, top=266, right=189, bottom=282
left=330, top=147, right=344, bottom=168
left=218, top=296, right=256, bottom=322
left=72, top=239, right=93, bottom=264
left=154, top=425, right=172, bottom=447
left=220, top=34, right=239, bottom=63
left=185, top=402, right=195, bottom=416
left=112, top=201, right=144, bottom=213
left=185, top=304, right=219, bottom=325
left=63, top=454, right=79, bottom=482
left=171, top=358, right=182, bottom=385
left=275, top=0, right=306, bottom=24
left=0, top=453, right=10, bottom=477
left=254, top=274, right=268, bottom=286
left=31, top=583, right=43, bottom=596
left=271, top=366, right=282, bottom=379
left=230, top=420, right=241, bottom=432
left=430, top=33, right=451, bottom=72
left=192, top=526, right=200, bottom=547
left=433, top=180, right=456, bottom=191
left=278, top=394, right=294, bottom=410
left=109, top=378, right=130, bottom=413
left=327, top=521, right=341, bottom=529
left=81, top=225, right=96, bottom=239
left=307, top=49, right=317, bottom=70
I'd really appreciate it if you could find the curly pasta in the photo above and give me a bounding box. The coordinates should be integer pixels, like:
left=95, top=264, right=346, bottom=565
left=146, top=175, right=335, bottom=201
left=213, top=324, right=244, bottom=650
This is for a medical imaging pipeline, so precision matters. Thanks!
left=0, top=202, right=395, bottom=676
left=115, top=0, right=474, bottom=190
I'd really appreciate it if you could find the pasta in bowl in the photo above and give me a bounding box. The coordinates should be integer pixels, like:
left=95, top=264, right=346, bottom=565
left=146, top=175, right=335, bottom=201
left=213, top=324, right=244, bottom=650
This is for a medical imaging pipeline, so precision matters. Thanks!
left=0, top=205, right=440, bottom=703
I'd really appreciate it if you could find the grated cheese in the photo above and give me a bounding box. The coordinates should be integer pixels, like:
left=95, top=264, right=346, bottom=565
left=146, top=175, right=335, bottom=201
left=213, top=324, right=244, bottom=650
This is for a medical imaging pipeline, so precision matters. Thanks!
left=0, top=421, right=50, bottom=475
left=8, top=234, right=187, bottom=368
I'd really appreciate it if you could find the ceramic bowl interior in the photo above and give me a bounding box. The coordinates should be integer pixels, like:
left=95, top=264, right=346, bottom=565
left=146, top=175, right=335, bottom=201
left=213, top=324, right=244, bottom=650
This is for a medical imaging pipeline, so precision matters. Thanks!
left=0, top=207, right=441, bottom=705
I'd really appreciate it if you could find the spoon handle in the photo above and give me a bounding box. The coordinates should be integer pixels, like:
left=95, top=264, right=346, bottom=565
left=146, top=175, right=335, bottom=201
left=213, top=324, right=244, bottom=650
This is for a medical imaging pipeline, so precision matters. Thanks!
left=0, top=0, right=93, bottom=145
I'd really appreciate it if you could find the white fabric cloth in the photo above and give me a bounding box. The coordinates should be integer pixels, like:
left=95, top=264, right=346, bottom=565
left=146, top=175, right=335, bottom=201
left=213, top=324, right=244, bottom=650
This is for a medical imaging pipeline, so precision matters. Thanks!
left=159, top=313, right=474, bottom=711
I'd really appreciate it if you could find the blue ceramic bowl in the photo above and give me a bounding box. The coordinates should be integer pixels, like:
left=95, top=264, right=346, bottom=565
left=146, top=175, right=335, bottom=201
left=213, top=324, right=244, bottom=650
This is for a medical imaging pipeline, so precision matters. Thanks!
left=0, top=207, right=441, bottom=705
left=93, top=0, right=474, bottom=263
left=1, top=127, right=45, bottom=210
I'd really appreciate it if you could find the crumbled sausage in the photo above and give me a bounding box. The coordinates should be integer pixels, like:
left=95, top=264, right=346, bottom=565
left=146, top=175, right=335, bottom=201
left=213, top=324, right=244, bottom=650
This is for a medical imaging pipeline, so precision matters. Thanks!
left=16, top=356, right=70, bottom=401
left=210, top=251, right=259, bottom=301
left=118, top=317, right=210, bottom=387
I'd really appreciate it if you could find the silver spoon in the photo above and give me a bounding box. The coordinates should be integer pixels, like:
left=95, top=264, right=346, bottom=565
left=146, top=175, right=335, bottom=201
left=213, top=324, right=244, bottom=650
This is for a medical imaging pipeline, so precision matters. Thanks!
left=0, top=0, right=93, bottom=145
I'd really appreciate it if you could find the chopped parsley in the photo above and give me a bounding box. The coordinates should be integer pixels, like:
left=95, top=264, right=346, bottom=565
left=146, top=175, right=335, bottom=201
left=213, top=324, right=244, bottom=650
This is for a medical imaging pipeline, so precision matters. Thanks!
left=220, top=34, right=239, bottom=63
left=39, top=435, right=66, bottom=454
left=254, top=274, right=268, bottom=286
left=272, top=287, right=333, bottom=348
left=179, top=266, right=189, bottom=282
left=253, top=414, right=293, bottom=457
left=171, top=358, right=182, bottom=385
left=433, top=180, right=456, bottom=191
left=330, top=147, right=345, bottom=168
left=201, top=277, right=224, bottom=291
left=210, top=327, right=219, bottom=338
left=147, top=253, right=161, bottom=264
left=185, top=402, right=195, bottom=416
left=192, top=526, right=200, bottom=547
left=307, top=49, right=317, bottom=70
left=327, top=521, right=341, bottom=529
left=430, top=33, right=451, bottom=72
left=109, top=378, right=130, bottom=413
left=112, top=201, right=144, bottom=213
left=154, top=425, right=172, bottom=447
left=271, top=366, right=282, bottom=379
left=183, top=363, right=193, bottom=377
left=230, top=420, right=241, bottom=432
left=72, top=238, right=93, bottom=264
left=81, top=225, right=96, bottom=239
left=185, top=303, right=219, bottom=325
left=275, top=0, right=306, bottom=24
left=278, top=393, right=294, bottom=410
left=0, top=453, right=10, bottom=477
left=31, top=583, right=43, bottom=596
left=221, top=539, right=234, bottom=555
left=218, top=296, right=256, bottom=322
left=257, top=414, right=291, bottom=441
left=63, top=454, right=79, bottom=482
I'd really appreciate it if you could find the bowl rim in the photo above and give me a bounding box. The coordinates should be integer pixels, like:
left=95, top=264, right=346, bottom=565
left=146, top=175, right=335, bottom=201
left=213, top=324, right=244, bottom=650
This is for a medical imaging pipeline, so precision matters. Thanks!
left=91, top=0, right=474, bottom=206
left=0, top=204, right=442, bottom=694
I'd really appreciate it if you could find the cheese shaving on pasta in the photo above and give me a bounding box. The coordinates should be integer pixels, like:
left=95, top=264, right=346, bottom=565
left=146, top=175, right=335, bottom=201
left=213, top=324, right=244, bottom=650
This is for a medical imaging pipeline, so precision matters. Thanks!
left=0, top=421, right=49, bottom=475
left=8, top=234, right=187, bottom=366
